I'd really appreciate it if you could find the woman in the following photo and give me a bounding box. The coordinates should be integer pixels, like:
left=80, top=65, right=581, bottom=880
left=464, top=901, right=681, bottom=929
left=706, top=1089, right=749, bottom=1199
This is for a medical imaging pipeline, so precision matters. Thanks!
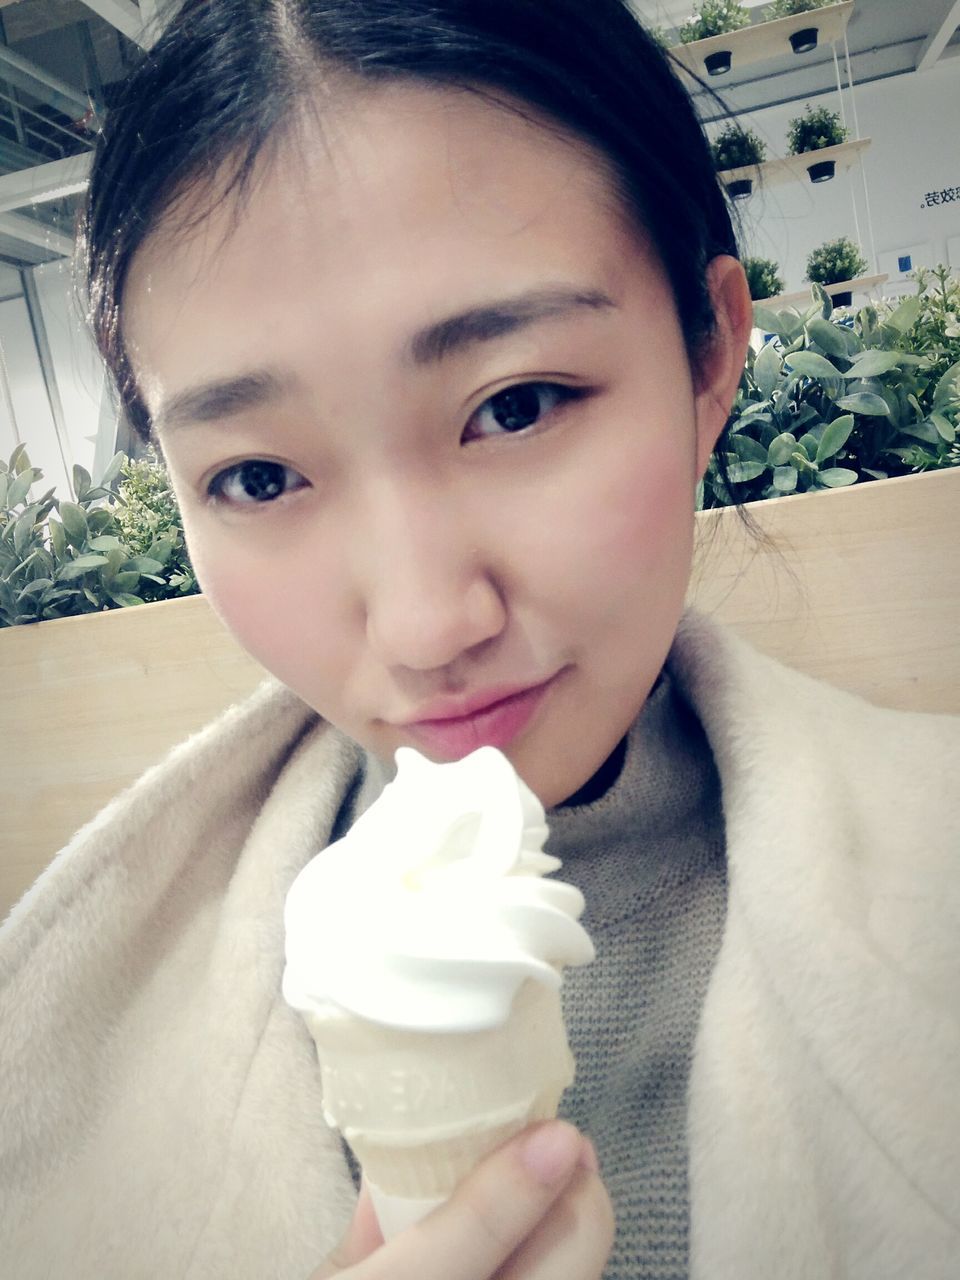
left=2, top=2, right=958, bottom=1277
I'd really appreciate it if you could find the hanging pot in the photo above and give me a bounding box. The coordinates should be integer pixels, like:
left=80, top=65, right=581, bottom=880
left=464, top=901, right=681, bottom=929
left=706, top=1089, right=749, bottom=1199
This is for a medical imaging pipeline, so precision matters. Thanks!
left=831, top=289, right=853, bottom=307
left=726, top=177, right=753, bottom=199
left=704, top=50, right=732, bottom=75
left=790, top=27, right=819, bottom=54
left=807, top=159, right=836, bottom=183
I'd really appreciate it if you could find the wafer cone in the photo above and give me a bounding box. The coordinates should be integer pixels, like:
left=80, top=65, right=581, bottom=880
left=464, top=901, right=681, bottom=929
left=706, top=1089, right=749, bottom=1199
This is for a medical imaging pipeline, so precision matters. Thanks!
left=307, top=978, right=573, bottom=1220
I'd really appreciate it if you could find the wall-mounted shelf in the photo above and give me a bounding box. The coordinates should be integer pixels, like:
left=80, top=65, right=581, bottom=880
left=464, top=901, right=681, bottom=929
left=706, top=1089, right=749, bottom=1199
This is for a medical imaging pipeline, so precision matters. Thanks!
left=670, top=1, right=855, bottom=79
left=719, top=137, right=871, bottom=196
left=760, top=273, right=888, bottom=308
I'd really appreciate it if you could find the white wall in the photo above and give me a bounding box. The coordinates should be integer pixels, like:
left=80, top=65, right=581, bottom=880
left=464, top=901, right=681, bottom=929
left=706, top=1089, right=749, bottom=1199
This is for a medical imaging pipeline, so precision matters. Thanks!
left=725, top=57, right=960, bottom=296
left=0, top=256, right=116, bottom=503
left=0, top=290, right=66, bottom=498
left=32, top=258, right=111, bottom=485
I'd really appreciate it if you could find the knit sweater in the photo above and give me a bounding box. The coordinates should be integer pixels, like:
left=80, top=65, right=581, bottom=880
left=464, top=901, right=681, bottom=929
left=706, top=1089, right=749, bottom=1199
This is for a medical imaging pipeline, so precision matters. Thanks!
left=553, top=667, right=726, bottom=1280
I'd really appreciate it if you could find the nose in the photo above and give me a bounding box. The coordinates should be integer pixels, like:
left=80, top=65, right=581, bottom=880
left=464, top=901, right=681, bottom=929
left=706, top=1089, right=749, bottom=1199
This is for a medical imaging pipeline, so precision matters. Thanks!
left=359, top=484, right=507, bottom=673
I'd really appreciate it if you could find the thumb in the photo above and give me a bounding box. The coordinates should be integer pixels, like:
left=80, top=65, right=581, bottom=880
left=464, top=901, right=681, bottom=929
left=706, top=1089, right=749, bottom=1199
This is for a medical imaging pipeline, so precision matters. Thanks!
left=310, top=1181, right=385, bottom=1277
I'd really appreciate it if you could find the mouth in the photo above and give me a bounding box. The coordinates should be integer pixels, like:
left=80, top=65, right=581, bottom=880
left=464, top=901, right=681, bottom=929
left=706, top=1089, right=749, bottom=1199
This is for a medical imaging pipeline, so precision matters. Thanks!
left=397, top=673, right=563, bottom=759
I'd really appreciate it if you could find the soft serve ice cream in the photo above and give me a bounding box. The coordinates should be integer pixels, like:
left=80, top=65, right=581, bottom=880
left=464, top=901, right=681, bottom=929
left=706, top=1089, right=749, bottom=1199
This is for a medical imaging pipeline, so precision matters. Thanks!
left=282, top=745, right=595, bottom=1236
left=282, top=745, right=594, bottom=1031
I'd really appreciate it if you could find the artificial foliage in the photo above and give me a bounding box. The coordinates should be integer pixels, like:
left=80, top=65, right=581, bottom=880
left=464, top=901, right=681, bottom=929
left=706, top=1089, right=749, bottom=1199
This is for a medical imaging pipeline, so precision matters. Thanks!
left=711, top=123, right=767, bottom=172
left=698, top=273, right=960, bottom=508
left=764, top=0, right=831, bottom=19
left=786, top=103, right=847, bottom=155
left=0, top=445, right=197, bottom=627
left=805, top=236, right=868, bottom=287
left=743, top=257, right=785, bottom=302
left=679, top=0, right=750, bottom=42
left=889, top=264, right=960, bottom=398
left=113, top=449, right=197, bottom=603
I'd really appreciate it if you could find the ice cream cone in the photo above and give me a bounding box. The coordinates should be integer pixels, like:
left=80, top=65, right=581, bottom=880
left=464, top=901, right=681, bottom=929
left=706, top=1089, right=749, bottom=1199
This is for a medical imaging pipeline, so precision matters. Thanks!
left=307, top=978, right=573, bottom=1200
left=282, top=746, right=595, bottom=1238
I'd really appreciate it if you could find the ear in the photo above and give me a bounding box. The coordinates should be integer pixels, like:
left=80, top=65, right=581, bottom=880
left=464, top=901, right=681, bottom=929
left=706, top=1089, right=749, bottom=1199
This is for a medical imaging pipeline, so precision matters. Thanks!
left=692, top=255, right=753, bottom=479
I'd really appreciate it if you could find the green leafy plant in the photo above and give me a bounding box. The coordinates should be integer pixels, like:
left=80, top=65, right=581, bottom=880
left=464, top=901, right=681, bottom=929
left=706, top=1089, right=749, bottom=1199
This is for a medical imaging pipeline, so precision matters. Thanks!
left=743, top=257, right=785, bottom=301
left=886, top=264, right=960, bottom=398
left=0, top=445, right=197, bottom=627
left=711, top=123, right=767, bottom=171
left=699, top=280, right=960, bottom=508
left=764, top=0, right=830, bottom=18
left=787, top=103, right=847, bottom=155
left=679, top=0, right=750, bottom=42
left=113, top=448, right=197, bottom=602
left=805, top=236, right=868, bottom=287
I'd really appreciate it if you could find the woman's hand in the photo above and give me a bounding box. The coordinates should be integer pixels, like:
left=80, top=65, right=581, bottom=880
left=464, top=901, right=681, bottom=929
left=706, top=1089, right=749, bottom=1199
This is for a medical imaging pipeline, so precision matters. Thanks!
left=312, top=1119, right=614, bottom=1279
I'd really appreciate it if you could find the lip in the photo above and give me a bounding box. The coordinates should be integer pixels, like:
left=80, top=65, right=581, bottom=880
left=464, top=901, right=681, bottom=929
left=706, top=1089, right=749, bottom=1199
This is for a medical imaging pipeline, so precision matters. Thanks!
left=397, top=673, right=562, bottom=758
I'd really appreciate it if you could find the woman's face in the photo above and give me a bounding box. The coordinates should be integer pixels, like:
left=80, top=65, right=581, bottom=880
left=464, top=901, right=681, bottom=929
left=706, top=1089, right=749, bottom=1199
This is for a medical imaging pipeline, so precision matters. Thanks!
left=123, top=85, right=748, bottom=807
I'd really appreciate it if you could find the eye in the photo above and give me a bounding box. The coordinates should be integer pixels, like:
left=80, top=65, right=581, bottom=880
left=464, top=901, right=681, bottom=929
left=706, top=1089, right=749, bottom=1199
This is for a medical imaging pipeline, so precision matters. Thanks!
left=207, top=459, right=307, bottom=507
left=463, top=381, right=589, bottom=442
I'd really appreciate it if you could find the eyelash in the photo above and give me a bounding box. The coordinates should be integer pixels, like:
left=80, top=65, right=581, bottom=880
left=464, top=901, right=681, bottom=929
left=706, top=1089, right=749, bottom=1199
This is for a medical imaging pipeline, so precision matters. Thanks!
left=463, top=380, right=589, bottom=442
left=205, top=380, right=590, bottom=508
left=206, top=459, right=307, bottom=508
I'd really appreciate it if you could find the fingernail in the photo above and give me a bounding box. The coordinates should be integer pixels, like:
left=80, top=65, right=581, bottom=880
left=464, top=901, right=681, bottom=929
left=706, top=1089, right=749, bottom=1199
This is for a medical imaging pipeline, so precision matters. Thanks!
left=520, top=1121, right=581, bottom=1185
left=578, top=1137, right=600, bottom=1174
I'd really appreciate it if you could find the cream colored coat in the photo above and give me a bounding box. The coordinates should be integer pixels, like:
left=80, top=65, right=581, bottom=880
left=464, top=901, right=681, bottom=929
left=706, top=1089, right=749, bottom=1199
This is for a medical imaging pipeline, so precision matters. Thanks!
left=2, top=610, right=959, bottom=1279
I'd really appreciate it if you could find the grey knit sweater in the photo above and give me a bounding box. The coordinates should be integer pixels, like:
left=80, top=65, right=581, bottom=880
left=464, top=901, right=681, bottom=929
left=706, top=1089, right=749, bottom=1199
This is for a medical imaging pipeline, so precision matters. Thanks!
left=349, top=661, right=727, bottom=1279
left=550, top=665, right=727, bottom=1279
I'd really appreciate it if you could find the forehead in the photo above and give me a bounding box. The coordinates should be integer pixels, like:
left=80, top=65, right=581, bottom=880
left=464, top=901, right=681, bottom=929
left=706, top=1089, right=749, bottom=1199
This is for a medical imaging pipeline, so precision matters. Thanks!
left=122, top=83, right=658, bottom=395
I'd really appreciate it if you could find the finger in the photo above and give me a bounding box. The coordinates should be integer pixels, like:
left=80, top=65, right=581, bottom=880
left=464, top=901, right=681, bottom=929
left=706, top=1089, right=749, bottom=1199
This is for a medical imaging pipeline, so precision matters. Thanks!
left=497, top=1165, right=616, bottom=1280
left=310, top=1182, right=384, bottom=1278
left=377, top=1120, right=587, bottom=1280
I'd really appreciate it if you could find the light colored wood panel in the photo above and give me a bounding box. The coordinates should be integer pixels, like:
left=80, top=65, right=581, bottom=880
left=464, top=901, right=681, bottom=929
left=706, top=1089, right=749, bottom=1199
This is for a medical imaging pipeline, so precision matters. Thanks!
left=670, top=1, right=855, bottom=77
left=0, top=594, right=267, bottom=918
left=687, top=469, right=960, bottom=715
left=2, top=468, right=957, bottom=918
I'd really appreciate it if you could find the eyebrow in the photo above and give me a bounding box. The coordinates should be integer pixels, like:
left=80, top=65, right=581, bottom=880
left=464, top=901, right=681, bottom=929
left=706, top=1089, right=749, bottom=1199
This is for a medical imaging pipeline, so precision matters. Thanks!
left=152, top=285, right=616, bottom=435
left=153, top=370, right=292, bottom=437
left=406, top=284, right=617, bottom=365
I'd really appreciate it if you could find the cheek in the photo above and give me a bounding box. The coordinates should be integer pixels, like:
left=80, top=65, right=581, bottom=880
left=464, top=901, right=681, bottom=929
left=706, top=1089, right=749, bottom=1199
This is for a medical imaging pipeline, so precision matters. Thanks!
left=181, top=519, right=349, bottom=689
left=551, top=435, right=695, bottom=607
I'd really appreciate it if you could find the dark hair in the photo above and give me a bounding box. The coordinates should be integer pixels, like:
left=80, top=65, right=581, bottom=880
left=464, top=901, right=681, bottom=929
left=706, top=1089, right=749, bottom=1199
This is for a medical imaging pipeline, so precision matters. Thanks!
left=79, top=0, right=742, bottom=462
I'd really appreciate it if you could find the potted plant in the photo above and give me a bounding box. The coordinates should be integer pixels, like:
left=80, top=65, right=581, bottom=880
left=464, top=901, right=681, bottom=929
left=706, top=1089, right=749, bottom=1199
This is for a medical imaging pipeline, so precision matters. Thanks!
left=786, top=102, right=848, bottom=182
left=805, top=237, right=868, bottom=306
left=710, top=123, right=767, bottom=198
left=763, top=0, right=833, bottom=53
left=678, top=0, right=751, bottom=75
left=0, top=445, right=197, bottom=627
left=698, top=273, right=960, bottom=509
left=743, top=256, right=785, bottom=301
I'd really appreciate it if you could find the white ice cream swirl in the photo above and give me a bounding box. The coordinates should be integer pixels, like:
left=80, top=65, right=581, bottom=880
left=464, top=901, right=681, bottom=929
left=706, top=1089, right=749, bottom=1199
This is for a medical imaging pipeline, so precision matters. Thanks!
left=282, top=746, right=595, bottom=1032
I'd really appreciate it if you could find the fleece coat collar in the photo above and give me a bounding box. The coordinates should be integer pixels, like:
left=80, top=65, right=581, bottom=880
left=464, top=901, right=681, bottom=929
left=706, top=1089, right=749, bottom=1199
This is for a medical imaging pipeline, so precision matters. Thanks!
left=1, top=609, right=958, bottom=1278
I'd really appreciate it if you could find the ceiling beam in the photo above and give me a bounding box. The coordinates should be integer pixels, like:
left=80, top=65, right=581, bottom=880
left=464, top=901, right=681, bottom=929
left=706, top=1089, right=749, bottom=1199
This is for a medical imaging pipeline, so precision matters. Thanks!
left=915, top=0, right=960, bottom=71
left=0, top=211, right=73, bottom=257
left=137, top=0, right=161, bottom=29
left=0, top=155, right=92, bottom=215
left=0, top=46, right=92, bottom=119
left=76, top=0, right=155, bottom=51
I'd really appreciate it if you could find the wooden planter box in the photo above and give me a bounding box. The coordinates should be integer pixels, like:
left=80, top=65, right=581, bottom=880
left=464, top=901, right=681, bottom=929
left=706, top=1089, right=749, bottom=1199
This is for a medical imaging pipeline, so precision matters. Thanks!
left=2, top=467, right=958, bottom=917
